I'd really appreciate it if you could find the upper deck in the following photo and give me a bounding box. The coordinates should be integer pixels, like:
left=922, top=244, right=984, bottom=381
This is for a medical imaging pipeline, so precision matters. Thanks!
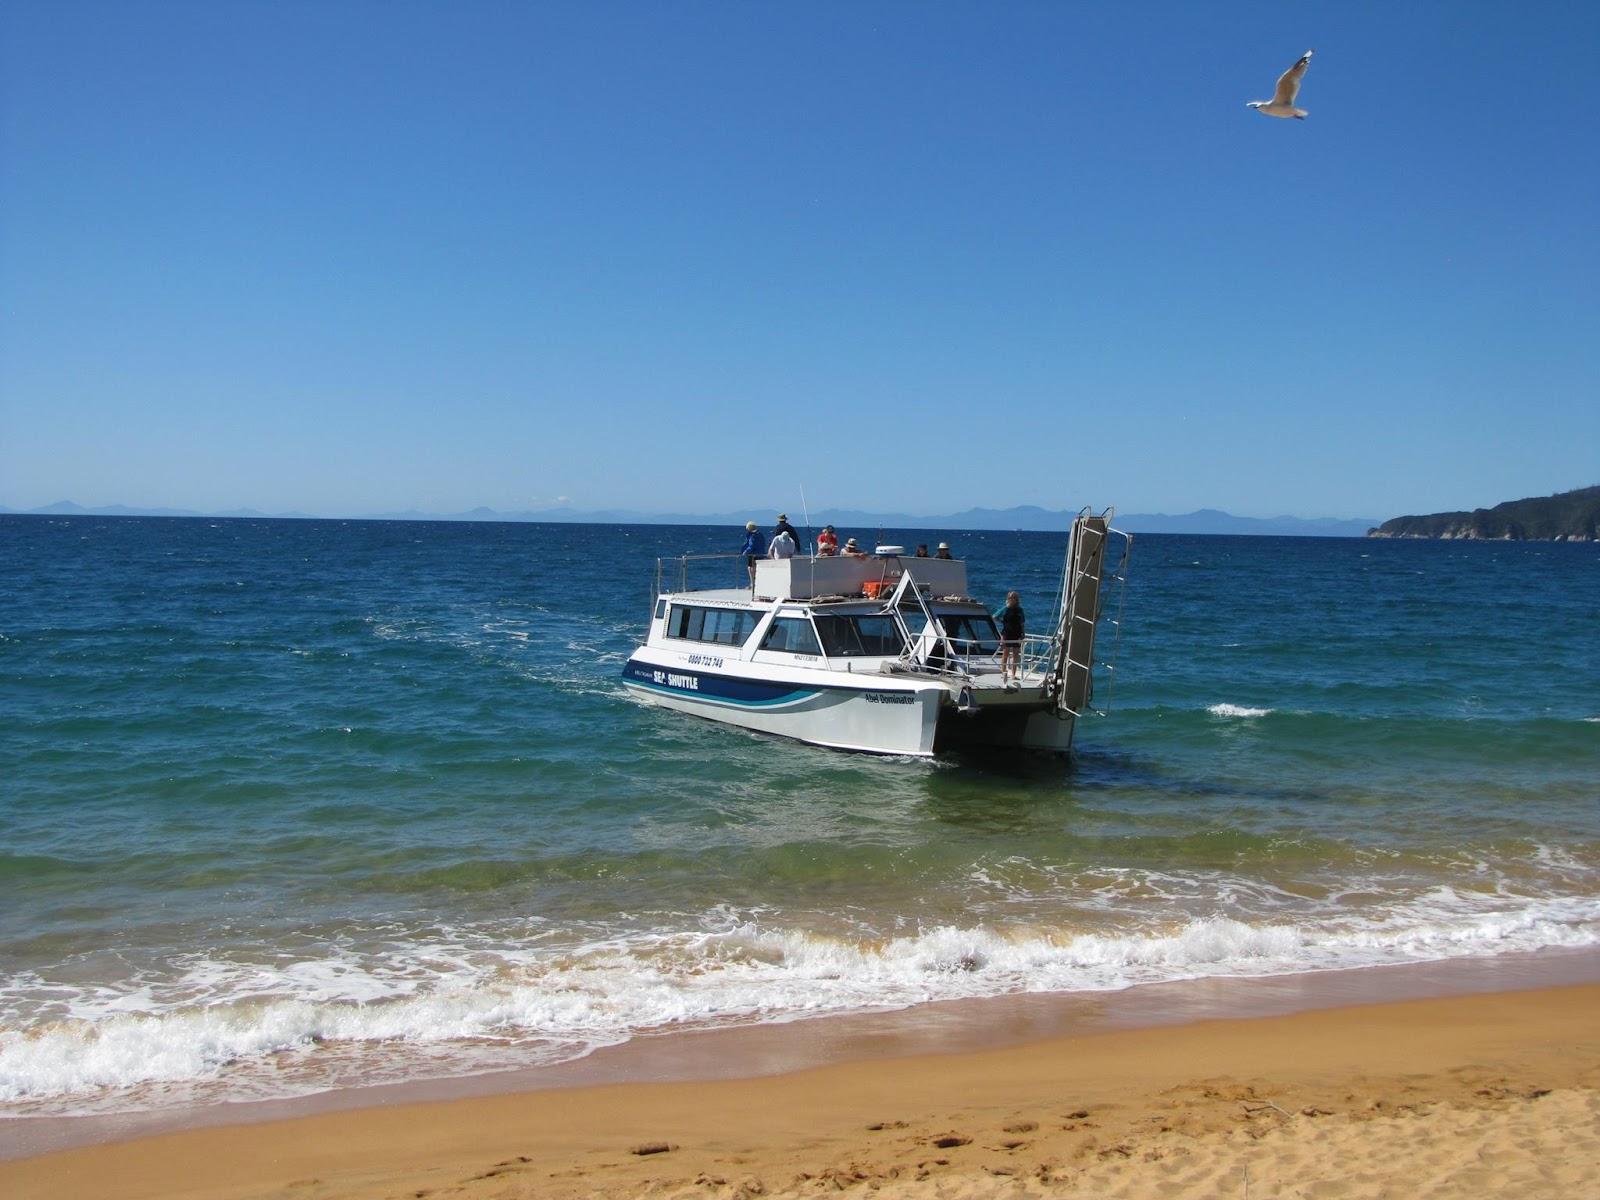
left=753, top=554, right=968, bottom=602
left=656, top=551, right=973, bottom=606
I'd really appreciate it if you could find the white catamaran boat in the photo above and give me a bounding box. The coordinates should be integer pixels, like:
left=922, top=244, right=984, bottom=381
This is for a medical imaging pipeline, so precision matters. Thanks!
left=622, top=510, right=1129, bottom=756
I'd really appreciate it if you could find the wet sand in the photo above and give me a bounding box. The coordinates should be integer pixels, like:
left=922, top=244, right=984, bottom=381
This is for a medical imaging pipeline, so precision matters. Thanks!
left=4, top=961, right=1597, bottom=1199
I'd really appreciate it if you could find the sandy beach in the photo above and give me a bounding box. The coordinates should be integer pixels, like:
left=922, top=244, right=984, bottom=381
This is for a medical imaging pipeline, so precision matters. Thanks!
left=4, top=979, right=1596, bottom=1200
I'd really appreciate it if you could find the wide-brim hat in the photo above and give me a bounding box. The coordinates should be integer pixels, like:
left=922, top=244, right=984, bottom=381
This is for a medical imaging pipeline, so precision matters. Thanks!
left=746, top=522, right=757, bottom=530
left=845, top=538, right=858, bottom=546
left=938, top=542, right=949, bottom=549
left=777, top=514, right=788, bottom=521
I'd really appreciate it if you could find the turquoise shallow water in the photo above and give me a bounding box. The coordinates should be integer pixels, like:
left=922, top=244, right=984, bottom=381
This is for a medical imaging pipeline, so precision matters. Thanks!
left=2, top=515, right=1597, bottom=1115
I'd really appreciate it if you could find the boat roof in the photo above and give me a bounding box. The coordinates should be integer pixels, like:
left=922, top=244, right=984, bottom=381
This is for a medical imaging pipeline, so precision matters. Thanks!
left=667, top=587, right=756, bottom=606
left=661, top=556, right=982, bottom=607
left=753, top=555, right=968, bottom=601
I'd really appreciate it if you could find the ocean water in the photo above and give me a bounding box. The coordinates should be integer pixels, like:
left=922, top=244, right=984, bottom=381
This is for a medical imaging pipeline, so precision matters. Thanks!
left=2, top=515, right=1597, bottom=1118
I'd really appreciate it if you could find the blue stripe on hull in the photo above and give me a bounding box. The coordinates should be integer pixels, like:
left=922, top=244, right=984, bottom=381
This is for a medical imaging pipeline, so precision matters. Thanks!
left=622, top=659, right=823, bottom=708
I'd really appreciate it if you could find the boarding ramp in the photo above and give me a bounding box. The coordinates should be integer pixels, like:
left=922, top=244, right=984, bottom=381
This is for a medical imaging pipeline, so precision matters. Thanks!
left=1046, top=510, right=1130, bottom=716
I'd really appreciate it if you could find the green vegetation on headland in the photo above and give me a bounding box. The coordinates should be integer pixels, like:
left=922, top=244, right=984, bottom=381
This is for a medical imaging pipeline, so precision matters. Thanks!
left=1368, top=486, right=1600, bottom=541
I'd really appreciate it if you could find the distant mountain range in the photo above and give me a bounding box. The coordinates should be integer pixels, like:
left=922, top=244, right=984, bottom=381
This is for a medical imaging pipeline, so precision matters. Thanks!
left=1, top=501, right=321, bottom=520
left=1, top=500, right=1380, bottom=537
left=1368, top=485, right=1600, bottom=541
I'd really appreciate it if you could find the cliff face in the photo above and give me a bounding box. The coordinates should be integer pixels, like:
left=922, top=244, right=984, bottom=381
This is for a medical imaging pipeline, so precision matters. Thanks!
left=1368, top=486, right=1600, bottom=541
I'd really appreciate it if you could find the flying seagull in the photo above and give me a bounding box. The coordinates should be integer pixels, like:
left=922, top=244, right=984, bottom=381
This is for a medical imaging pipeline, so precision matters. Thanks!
left=1247, top=50, right=1313, bottom=119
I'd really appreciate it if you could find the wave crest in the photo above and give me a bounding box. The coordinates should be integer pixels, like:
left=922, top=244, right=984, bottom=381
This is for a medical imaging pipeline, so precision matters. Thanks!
left=5, top=897, right=1598, bottom=1114
left=1207, top=703, right=1274, bottom=718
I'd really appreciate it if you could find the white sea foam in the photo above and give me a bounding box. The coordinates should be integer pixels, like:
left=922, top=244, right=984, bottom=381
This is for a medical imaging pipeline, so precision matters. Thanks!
left=4, top=893, right=1599, bottom=1115
left=1207, top=703, right=1273, bottom=718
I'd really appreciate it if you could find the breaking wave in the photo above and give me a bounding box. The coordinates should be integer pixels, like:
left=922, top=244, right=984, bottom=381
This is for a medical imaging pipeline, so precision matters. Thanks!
left=5, top=893, right=1598, bottom=1115
left=1207, top=703, right=1274, bottom=718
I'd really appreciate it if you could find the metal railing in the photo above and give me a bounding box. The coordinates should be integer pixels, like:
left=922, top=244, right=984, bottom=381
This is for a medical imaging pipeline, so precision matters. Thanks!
left=653, top=553, right=750, bottom=599
left=891, top=630, right=1057, bottom=682
left=893, top=632, right=974, bottom=679
left=1017, top=632, right=1059, bottom=679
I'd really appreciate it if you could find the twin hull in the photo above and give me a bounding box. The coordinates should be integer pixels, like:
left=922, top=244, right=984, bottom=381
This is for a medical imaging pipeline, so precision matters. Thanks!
left=621, top=652, right=1075, bottom=756
left=624, top=516, right=1118, bottom=756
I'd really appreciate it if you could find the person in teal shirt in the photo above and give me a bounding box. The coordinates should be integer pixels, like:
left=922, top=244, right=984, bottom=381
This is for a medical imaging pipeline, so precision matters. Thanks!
left=995, top=591, right=1024, bottom=685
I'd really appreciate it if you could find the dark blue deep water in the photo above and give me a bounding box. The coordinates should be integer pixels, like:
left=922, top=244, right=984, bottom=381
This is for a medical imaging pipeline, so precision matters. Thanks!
left=2, top=515, right=1597, bottom=1114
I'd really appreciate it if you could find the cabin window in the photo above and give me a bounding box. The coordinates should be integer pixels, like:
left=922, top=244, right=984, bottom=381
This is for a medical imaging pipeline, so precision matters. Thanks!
left=654, top=599, right=667, bottom=621
left=813, top=614, right=905, bottom=658
left=761, top=616, right=822, bottom=656
left=668, top=604, right=760, bottom=646
left=937, top=613, right=1001, bottom=655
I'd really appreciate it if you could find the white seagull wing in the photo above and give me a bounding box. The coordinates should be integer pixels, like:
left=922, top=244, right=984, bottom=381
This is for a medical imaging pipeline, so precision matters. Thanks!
left=1271, top=50, right=1313, bottom=106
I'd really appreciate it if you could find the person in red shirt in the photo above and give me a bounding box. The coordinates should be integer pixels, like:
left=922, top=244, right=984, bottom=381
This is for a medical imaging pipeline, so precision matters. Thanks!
left=816, top=525, right=839, bottom=556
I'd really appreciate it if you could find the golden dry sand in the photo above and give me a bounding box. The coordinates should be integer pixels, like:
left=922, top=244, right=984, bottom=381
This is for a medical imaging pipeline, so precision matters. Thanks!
left=5, top=984, right=1597, bottom=1200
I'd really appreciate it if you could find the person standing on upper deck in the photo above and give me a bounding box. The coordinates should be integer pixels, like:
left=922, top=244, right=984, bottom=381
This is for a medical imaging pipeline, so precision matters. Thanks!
left=741, top=521, right=766, bottom=585
left=773, top=513, right=802, bottom=554
left=996, top=590, right=1024, bottom=687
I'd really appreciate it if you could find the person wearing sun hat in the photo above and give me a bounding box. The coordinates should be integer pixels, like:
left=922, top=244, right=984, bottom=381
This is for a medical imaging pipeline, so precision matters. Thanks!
left=935, top=542, right=954, bottom=560
left=740, top=520, right=766, bottom=584
left=842, top=537, right=866, bottom=557
left=772, top=512, right=801, bottom=550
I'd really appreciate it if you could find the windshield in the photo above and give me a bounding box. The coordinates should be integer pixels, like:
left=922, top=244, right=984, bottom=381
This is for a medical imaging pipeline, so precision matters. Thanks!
left=814, top=614, right=905, bottom=658
left=937, top=612, right=1001, bottom=655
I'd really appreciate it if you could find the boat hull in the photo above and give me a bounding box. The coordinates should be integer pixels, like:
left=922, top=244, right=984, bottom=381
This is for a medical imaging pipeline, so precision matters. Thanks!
left=622, top=656, right=943, bottom=755
left=934, top=703, right=1077, bottom=752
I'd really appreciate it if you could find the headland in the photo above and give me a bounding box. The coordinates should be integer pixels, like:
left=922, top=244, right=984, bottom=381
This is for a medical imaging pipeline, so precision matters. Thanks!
left=1368, top=485, right=1600, bottom=540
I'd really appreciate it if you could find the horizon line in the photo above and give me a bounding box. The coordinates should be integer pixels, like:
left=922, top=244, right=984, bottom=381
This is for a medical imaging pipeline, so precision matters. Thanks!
left=0, top=499, right=1383, bottom=523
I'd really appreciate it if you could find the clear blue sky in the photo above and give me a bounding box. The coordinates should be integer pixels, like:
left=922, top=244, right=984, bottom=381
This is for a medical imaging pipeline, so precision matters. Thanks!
left=3, top=2, right=1596, bottom=520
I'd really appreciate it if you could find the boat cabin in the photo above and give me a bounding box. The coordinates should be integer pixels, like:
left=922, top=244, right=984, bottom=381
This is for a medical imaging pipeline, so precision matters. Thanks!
left=647, top=551, right=1002, bottom=671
